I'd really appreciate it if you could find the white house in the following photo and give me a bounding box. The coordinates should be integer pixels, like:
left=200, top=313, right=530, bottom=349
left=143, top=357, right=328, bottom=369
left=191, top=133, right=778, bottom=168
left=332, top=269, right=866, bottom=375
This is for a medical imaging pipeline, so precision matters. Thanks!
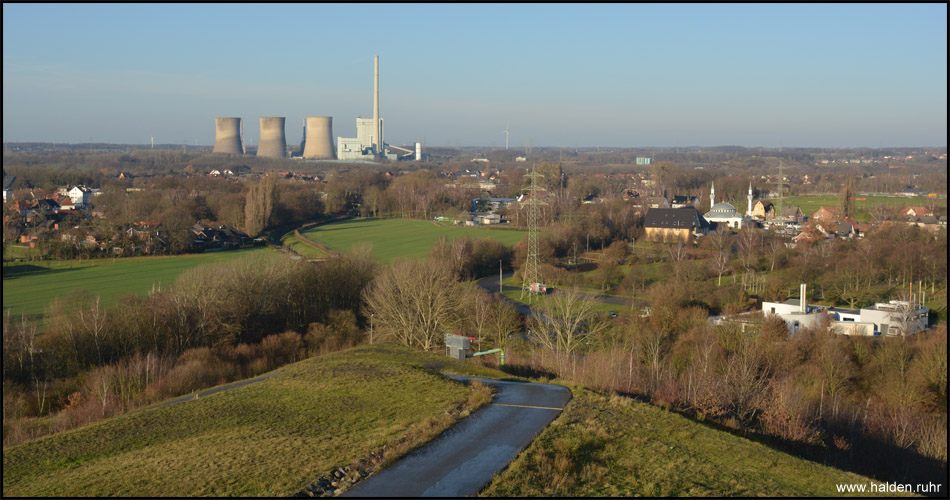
left=67, top=185, right=94, bottom=207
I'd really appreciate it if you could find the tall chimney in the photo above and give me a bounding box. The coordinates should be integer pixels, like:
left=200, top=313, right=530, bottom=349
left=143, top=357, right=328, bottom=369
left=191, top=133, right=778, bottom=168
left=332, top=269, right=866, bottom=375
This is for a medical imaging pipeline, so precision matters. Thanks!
left=800, top=283, right=807, bottom=313
left=374, top=55, right=380, bottom=156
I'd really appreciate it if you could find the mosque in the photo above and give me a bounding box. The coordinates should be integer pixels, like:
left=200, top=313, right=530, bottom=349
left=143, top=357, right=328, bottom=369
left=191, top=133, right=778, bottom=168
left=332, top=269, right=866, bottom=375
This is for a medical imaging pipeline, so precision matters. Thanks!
left=703, top=182, right=755, bottom=230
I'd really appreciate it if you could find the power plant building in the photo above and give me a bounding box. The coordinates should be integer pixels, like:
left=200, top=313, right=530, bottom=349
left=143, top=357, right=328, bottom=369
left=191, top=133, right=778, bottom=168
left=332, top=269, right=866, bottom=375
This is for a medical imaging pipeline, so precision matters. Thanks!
left=338, top=117, right=384, bottom=160
left=302, top=116, right=335, bottom=159
left=213, top=117, right=244, bottom=154
left=257, top=117, right=287, bottom=158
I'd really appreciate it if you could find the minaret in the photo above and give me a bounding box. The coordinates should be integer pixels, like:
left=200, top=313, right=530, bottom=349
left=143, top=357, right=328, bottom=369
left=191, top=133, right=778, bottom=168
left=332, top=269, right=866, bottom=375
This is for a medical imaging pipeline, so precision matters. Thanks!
left=710, top=182, right=716, bottom=209
left=747, top=182, right=753, bottom=216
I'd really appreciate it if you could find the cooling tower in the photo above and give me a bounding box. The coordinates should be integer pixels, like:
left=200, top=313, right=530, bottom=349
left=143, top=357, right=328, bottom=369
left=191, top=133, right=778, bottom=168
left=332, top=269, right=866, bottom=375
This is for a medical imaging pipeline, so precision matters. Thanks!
left=212, top=117, right=244, bottom=154
left=302, top=116, right=334, bottom=159
left=257, top=117, right=287, bottom=158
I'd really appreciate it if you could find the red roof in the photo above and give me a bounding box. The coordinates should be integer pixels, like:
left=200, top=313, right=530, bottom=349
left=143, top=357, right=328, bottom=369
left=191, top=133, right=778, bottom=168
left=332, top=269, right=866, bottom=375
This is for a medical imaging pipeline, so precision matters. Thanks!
left=900, top=206, right=932, bottom=216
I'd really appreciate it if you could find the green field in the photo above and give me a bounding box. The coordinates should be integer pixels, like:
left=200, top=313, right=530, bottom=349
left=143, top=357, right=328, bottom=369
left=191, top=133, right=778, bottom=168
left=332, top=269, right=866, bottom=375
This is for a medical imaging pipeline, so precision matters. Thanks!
left=2, top=246, right=276, bottom=321
left=299, top=218, right=527, bottom=263
left=784, top=194, right=942, bottom=222
left=279, top=231, right=330, bottom=259
left=481, top=386, right=906, bottom=497
left=2, top=343, right=508, bottom=497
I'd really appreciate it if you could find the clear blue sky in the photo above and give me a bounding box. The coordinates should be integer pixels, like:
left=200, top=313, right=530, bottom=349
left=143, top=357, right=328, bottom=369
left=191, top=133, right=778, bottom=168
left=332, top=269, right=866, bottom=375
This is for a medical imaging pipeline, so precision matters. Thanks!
left=3, top=3, right=946, bottom=148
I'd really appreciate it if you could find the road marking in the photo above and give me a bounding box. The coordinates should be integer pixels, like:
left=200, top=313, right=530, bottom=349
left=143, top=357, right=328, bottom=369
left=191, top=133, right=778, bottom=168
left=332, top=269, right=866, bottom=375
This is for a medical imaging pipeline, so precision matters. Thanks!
left=492, top=403, right=563, bottom=411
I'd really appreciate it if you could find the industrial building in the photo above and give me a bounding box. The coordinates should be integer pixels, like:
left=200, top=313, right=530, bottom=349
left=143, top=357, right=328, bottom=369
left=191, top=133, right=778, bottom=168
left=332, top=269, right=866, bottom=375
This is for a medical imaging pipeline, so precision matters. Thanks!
left=257, top=117, right=287, bottom=158
left=211, top=56, right=421, bottom=162
left=302, top=116, right=335, bottom=159
left=762, top=284, right=930, bottom=336
left=212, top=117, right=244, bottom=154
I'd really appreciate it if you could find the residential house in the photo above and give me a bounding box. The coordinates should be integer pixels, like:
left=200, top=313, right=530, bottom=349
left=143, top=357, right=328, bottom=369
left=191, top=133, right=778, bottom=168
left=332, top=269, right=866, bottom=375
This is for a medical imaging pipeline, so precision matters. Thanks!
left=67, top=185, right=95, bottom=207
left=670, top=195, right=698, bottom=208
left=905, top=215, right=940, bottom=233
left=812, top=206, right=841, bottom=224
left=2, top=173, right=15, bottom=202
left=843, top=217, right=871, bottom=237
left=643, top=207, right=710, bottom=242
left=779, top=205, right=804, bottom=224
left=751, top=200, right=775, bottom=220
left=900, top=206, right=932, bottom=217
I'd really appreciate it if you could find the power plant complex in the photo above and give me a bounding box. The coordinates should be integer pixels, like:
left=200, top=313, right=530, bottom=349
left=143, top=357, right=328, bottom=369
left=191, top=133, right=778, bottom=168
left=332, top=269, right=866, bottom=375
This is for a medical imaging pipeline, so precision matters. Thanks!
left=212, top=56, right=421, bottom=161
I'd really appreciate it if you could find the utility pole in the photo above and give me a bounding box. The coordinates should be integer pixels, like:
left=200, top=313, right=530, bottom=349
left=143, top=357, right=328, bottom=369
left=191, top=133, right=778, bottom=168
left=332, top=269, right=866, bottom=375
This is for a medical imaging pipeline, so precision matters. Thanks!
left=499, top=259, right=503, bottom=295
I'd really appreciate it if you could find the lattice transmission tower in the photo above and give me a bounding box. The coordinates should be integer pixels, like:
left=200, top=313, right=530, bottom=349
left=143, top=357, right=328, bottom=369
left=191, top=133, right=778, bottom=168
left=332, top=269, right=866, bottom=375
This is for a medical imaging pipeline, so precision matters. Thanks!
left=520, top=163, right=548, bottom=303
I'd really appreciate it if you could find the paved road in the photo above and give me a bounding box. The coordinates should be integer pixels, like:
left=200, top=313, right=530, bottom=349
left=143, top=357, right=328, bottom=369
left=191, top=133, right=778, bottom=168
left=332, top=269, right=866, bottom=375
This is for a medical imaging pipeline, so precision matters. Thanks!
left=477, top=272, right=647, bottom=312
left=344, top=375, right=571, bottom=497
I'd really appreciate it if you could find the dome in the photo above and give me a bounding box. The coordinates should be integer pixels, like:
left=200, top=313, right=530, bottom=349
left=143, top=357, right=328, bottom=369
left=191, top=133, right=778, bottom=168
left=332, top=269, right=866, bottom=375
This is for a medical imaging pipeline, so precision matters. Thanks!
left=706, top=202, right=740, bottom=217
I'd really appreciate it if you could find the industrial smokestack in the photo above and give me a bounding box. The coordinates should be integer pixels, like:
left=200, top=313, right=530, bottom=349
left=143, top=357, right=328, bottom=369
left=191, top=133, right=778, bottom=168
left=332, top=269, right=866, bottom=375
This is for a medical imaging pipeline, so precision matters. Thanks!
left=302, top=116, right=335, bottom=160
left=800, top=283, right=807, bottom=313
left=373, top=55, right=380, bottom=157
left=257, top=117, right=287, bottom=158
left=213, top=117, right=244, bottom=154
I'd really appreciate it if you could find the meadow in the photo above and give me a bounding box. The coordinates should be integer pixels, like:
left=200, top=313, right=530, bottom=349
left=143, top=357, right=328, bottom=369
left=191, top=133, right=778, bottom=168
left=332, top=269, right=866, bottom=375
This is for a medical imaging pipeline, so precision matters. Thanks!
left=298, top=217, right=527, bottom=264
left=2, top=343, right=508, bottom=497
left=783, top=194, right=940, bottom=221
left=480, top=386, right=907, bottom=497
left=2, top=246, right=276, bottom=321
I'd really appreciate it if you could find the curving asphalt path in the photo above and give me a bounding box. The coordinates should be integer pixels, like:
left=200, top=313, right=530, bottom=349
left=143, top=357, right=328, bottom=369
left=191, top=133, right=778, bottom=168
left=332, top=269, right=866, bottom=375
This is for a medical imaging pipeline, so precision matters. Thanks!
left=477, top=271, right=648, bottom=313
left=343, top=375, right=571, bottom=497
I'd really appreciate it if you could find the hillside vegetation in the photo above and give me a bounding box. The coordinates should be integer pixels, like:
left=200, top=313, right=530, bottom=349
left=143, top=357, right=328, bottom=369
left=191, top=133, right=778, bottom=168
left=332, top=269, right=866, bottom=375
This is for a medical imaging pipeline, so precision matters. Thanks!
left=2, top=343, right=509, bottom=497
left=481, top=386, right=913, bottom=497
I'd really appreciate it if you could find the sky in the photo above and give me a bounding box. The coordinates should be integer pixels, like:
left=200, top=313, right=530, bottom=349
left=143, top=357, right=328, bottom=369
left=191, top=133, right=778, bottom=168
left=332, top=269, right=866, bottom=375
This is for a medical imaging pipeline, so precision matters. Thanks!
left=2, top=3, right=947, bottom=148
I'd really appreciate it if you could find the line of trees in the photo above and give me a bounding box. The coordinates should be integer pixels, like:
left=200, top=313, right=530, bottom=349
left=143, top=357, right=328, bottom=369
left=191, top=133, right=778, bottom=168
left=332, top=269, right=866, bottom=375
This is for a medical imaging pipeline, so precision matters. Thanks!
left=2, top=250, right=376, bottom=446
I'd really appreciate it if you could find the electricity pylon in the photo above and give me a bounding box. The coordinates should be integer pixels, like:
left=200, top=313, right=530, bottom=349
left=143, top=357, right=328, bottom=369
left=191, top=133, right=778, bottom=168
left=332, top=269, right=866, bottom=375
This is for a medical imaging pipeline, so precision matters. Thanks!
left=520, top=163, right=547, bottom=303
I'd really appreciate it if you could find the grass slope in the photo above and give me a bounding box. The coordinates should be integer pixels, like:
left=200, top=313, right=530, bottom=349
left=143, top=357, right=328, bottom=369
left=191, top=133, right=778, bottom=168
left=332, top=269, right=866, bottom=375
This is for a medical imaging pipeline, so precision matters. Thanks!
left=2, top=246, right=274, bottom=321
left=2, top=343, right=512, bottom=497
left=481, top=387, right=909, bottom=497
left=300, top=218, right=527, bottom=263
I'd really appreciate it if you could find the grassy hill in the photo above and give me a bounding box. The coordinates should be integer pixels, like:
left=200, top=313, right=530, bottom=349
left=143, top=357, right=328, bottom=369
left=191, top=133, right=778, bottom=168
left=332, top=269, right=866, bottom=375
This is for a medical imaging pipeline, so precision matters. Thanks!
left=299, top=217, right=527, bottom=264
left=2, top=343, right=510, bottom=497
left=481, top=386, right=912, bottom=497
left=4, top=342, right=909, bottom=497
left=2, top=246, right=275, bottom=321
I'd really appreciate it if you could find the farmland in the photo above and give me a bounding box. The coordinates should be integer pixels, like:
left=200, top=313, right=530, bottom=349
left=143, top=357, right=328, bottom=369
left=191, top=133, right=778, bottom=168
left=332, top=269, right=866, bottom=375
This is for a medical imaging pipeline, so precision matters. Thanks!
left=298, top=217, right=527, bottom=264
left=783, top=194, right=941, bottom=222
left=2, top=246, right=276, bottom=321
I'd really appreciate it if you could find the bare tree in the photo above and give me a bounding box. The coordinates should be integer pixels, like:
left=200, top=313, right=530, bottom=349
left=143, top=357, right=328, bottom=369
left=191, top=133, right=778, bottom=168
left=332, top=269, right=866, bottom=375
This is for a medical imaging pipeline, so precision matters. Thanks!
left=363, top=258, right=463, bottom=351
left=667, top=242, right=689, bottom=280
left=530, top=287, right=610, bottom=378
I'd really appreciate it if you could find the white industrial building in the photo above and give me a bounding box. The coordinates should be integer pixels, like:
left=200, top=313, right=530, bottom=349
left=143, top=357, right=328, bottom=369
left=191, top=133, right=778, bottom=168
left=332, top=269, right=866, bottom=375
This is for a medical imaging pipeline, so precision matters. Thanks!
left=338, top=117, right=386, bottom=160
left=762, top=284, right=929, bottom=336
